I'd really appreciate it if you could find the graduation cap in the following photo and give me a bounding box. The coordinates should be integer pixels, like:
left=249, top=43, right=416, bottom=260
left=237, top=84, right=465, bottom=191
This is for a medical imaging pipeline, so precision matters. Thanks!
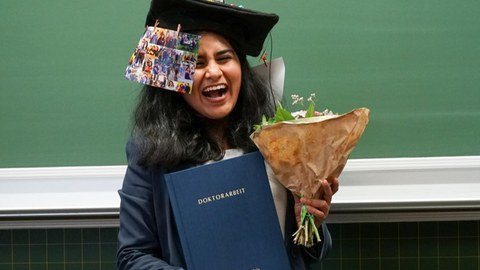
left=145, top=0, right=279, bottom=56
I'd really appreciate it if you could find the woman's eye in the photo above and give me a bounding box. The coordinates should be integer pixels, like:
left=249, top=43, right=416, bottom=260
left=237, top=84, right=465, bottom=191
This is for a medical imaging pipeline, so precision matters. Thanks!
left=217, top=56, right=232, bottom=63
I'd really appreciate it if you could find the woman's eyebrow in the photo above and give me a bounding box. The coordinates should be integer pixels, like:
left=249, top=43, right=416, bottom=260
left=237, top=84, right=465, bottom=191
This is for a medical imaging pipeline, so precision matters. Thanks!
left=215, top=49, right=235, bottom=56
left=196, top=49, right=235, bottom=59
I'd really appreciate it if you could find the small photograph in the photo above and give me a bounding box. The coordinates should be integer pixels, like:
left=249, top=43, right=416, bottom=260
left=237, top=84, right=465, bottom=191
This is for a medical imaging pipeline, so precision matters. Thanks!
left=130, top=49, right=145, bottom=67
left=147, top=43, right=161, bottom=58
left=125, top=26, right=200, bottom=93
left=165, top=79, right=177, bottom=91
left=163, top=29, right=178, bottom=49
left=177, top=32, right=200, bottom=52
left=148, top=28, right=166, bottom=46
left=176, top=82, right=193, bottom=94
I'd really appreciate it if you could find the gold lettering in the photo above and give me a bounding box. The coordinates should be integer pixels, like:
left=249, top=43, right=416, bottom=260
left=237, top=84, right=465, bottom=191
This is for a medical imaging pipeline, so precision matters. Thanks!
left=197, top=187, right=247, bottom=205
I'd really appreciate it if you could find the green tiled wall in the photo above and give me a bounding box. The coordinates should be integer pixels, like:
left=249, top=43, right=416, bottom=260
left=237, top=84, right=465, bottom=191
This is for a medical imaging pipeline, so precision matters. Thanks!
left=0, top=228, right=118, bottom=270
left=0, top=221, right=478, bottom=270
left=314, top=221, right=480, bottom=270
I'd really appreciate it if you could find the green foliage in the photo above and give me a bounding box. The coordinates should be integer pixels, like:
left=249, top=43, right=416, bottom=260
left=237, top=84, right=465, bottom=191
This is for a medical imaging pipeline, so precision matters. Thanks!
left=253, top=100, right=316, bottom=131
left=274, top=104, right=295, bottom=122
left=305, top=101, right=315, bottom=118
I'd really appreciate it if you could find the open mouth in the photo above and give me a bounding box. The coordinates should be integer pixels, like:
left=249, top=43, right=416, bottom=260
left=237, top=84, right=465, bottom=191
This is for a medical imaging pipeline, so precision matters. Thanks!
left=202, top=84, right=227, bottom=98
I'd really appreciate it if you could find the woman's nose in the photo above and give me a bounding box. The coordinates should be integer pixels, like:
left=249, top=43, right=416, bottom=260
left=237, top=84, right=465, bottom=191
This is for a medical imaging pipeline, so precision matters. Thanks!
left=205, top=62, right=222, bottom=80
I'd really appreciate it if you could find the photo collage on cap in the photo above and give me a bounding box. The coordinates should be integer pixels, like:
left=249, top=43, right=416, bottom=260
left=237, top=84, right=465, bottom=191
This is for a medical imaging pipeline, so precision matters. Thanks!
left=125, top=26, right=201, bottom=94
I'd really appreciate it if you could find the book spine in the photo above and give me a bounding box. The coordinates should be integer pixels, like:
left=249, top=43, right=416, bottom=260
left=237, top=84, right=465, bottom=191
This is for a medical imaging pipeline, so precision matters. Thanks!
left=164, top=174, right=193, bottom=268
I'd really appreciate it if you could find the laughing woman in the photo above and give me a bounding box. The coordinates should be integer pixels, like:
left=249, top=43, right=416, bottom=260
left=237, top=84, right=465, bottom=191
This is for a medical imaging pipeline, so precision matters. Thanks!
left=117, top=0, right=338, bottom=269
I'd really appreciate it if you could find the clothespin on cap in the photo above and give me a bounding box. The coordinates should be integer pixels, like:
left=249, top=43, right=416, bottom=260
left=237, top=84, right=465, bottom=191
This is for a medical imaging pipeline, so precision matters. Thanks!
left=176, top=23, right=181, bottom=37
left=260, top=51, right=268, bottom=67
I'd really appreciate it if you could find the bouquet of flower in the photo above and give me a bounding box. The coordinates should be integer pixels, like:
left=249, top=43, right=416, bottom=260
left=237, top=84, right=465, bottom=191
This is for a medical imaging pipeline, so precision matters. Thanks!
left=250, top=94, right=370, bottom=247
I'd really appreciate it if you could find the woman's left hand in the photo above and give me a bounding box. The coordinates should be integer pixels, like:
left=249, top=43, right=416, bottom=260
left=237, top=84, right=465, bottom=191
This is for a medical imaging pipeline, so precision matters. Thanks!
left=295, top=176, right=339, bottom=228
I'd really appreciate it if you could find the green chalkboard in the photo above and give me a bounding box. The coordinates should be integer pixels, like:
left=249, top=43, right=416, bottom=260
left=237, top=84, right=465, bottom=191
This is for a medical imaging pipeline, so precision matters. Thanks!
left=1, top=0, right=479, bottom=168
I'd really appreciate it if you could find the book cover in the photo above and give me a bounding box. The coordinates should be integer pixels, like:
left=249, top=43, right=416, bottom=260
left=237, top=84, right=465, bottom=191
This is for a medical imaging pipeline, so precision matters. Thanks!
left=164, top=151, right=290, bottom=270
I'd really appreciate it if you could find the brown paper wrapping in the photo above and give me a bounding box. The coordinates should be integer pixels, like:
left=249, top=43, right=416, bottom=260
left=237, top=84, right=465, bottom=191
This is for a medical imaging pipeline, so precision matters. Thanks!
left=250, top=108, right=370, bottom=199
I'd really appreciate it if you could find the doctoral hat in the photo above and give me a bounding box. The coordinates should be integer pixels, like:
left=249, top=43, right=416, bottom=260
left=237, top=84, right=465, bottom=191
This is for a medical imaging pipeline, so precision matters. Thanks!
left=145, top=0, right=279, bottom=56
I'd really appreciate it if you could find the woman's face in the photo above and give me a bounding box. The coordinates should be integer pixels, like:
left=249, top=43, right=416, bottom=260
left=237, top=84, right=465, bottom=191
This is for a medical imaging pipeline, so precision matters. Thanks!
left=182, top=32, right=242, bottom=120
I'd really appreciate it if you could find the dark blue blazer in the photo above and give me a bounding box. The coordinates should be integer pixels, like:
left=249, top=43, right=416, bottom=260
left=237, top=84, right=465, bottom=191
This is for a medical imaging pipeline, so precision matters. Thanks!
left=117, top=139, right=332, bottom=269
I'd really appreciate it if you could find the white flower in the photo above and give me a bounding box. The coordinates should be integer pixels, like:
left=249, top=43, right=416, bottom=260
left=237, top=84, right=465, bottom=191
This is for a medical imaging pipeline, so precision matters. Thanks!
left=291, top=110, right=307, bottom=119
left=291, top=94, right=304, bottom=105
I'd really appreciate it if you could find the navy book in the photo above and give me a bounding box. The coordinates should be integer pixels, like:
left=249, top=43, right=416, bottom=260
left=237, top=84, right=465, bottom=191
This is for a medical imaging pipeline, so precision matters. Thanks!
left=164, top=151, right=290, bottom=270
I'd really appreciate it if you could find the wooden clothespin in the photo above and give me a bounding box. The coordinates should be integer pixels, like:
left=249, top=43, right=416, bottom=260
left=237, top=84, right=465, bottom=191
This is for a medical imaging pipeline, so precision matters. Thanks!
left=176, top=23, right=181, bottom=37
left=260, top=51, right=268, bottom=67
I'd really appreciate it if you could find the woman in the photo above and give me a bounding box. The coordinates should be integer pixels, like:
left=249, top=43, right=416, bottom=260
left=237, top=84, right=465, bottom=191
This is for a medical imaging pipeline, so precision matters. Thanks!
left=117, top=0, right=338, bottom=269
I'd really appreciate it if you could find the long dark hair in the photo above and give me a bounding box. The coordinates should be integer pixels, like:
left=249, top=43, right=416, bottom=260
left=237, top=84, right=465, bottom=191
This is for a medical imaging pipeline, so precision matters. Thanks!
left=132, top=41, right=275, bottom=169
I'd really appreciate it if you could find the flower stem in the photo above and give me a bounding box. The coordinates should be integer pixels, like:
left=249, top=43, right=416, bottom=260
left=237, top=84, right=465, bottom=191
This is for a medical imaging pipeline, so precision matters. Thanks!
left=292, top=200, right=321, bottom=247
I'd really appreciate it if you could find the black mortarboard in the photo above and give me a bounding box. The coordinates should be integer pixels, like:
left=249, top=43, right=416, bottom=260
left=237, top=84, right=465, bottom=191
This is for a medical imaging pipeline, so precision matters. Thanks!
left=145, top=0, right=279, bottom=56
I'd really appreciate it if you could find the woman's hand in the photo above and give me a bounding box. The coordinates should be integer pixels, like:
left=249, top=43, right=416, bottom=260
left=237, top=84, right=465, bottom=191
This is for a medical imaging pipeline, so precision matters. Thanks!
left=294, top=177, right=339, bottom=228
